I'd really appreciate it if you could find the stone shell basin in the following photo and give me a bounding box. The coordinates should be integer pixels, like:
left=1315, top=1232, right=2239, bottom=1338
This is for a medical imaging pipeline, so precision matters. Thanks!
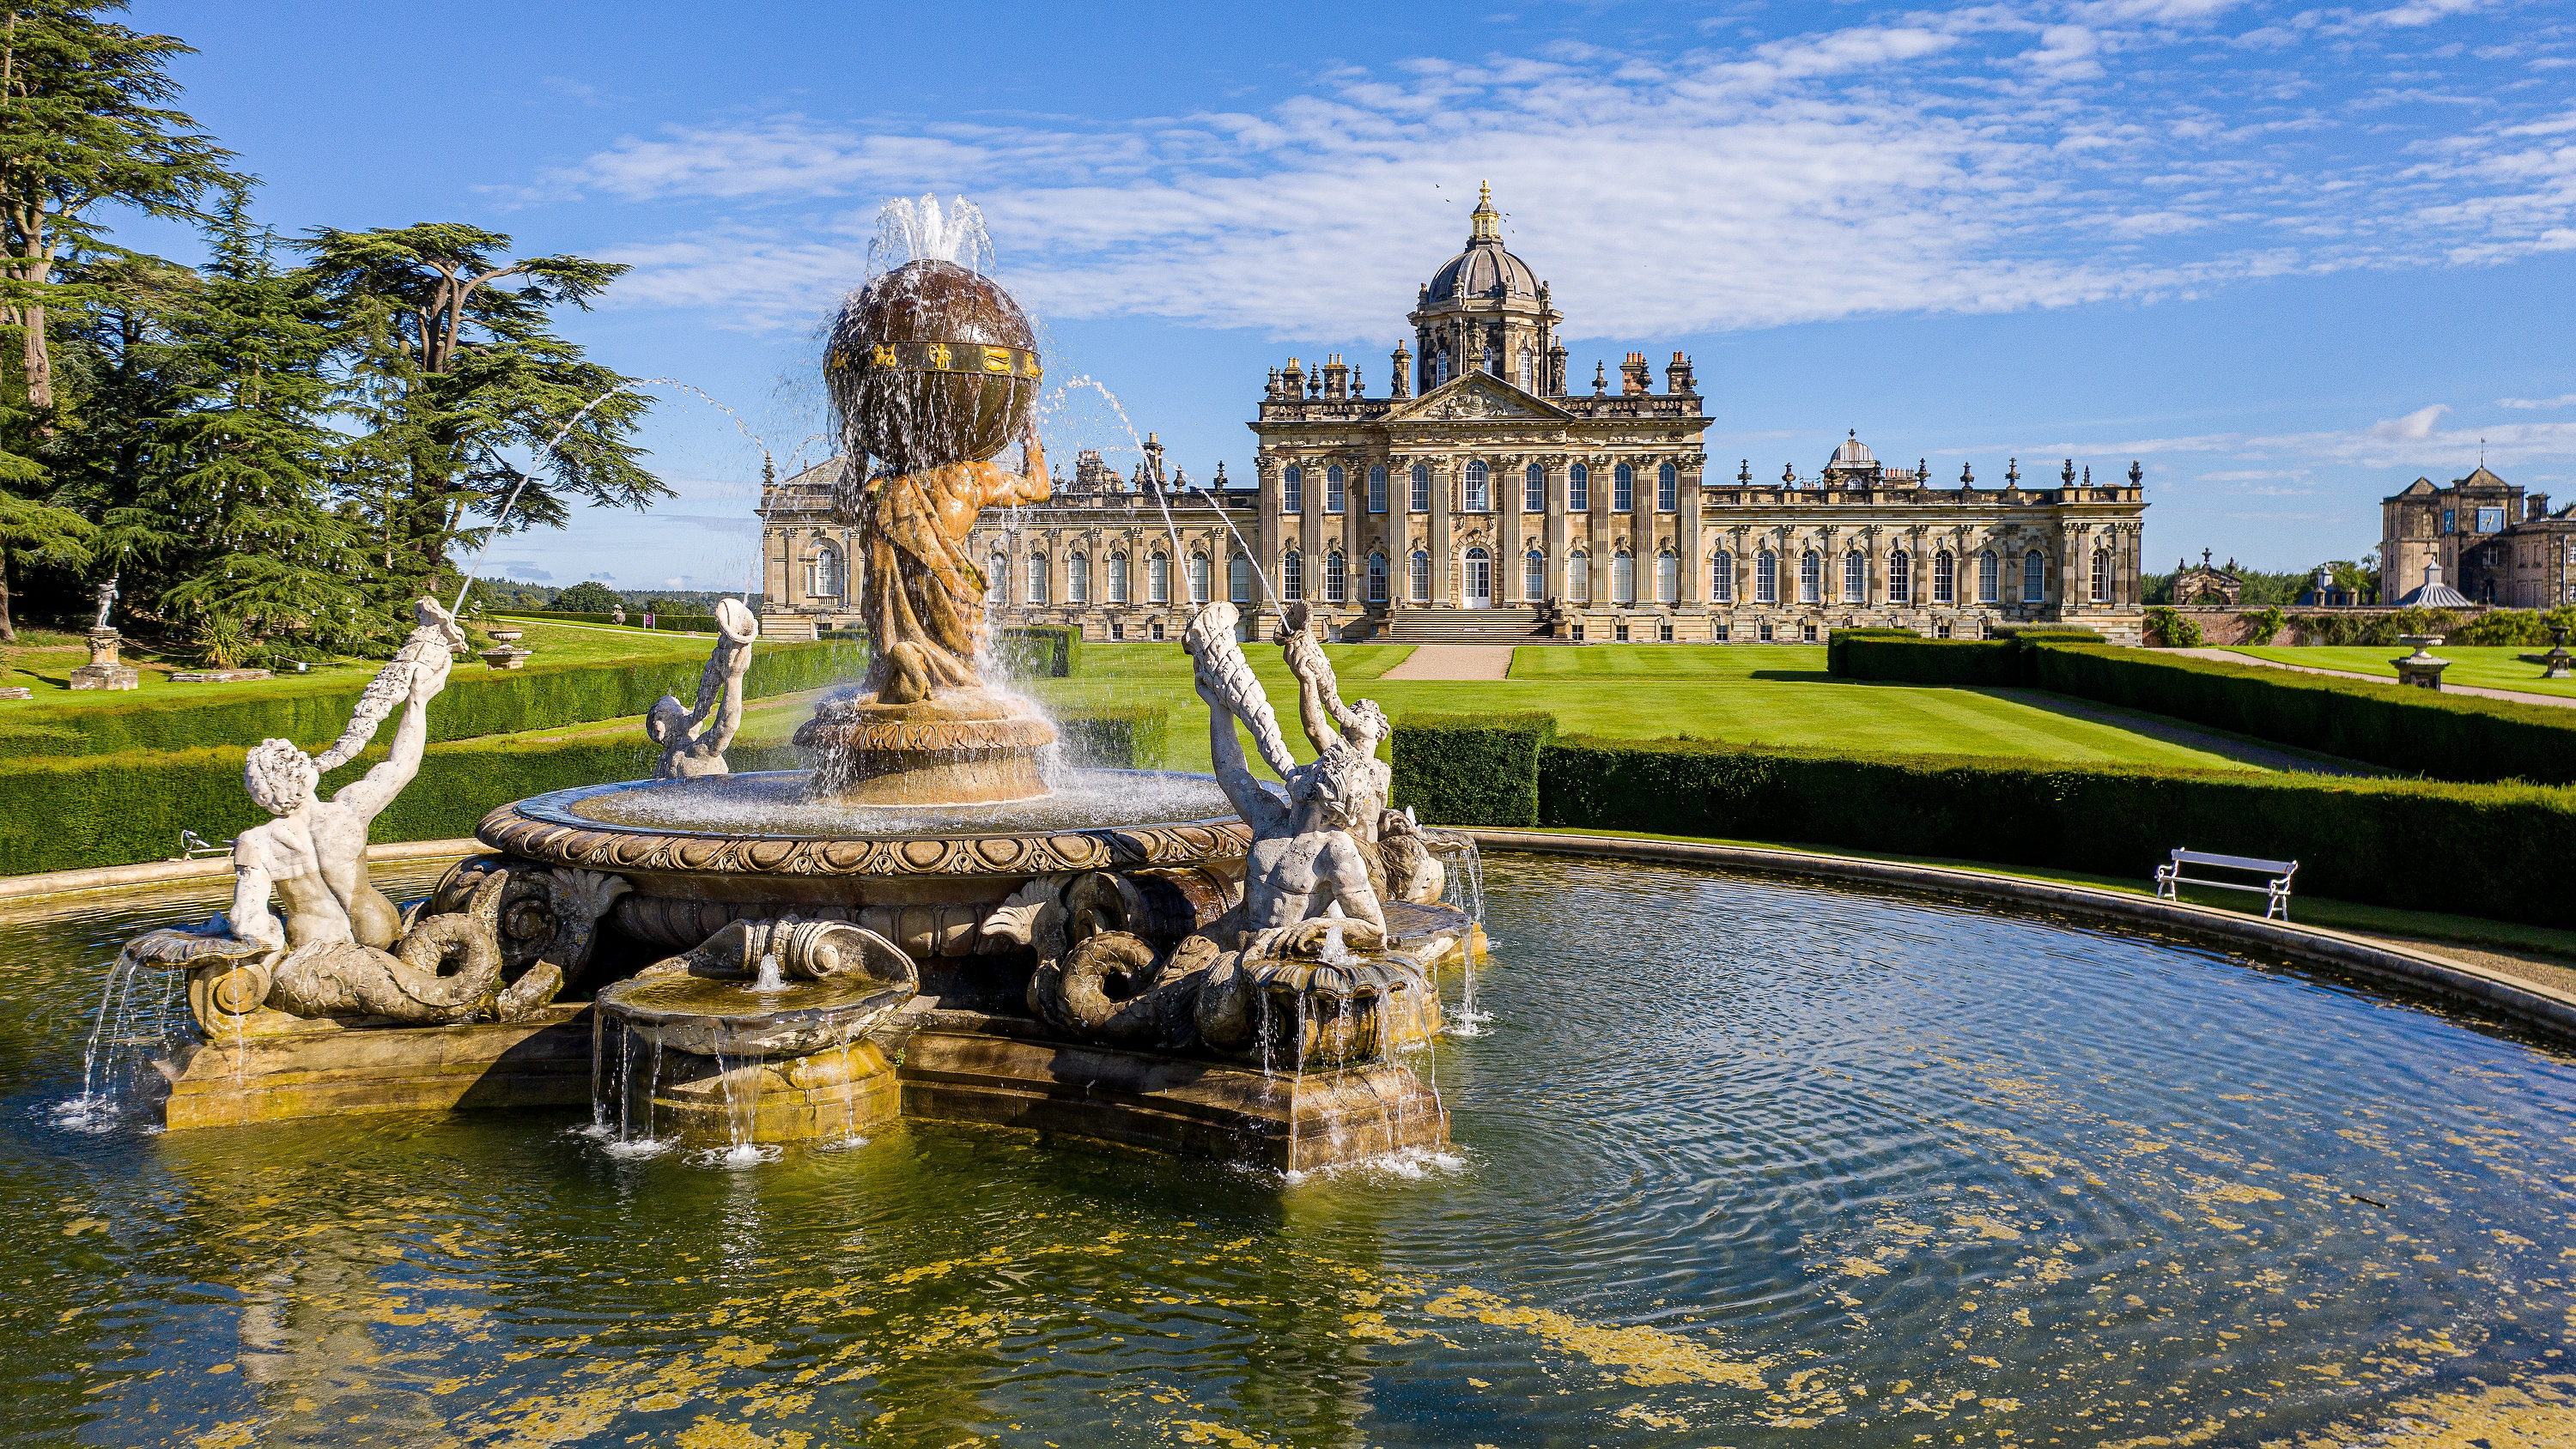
left=597, top=973, right=913, bottom=1058
left=475, top=768, right=1254, bottom=952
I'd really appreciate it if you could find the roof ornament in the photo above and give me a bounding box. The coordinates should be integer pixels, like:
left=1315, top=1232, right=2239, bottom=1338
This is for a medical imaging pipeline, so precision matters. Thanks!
left=1738, top=459, right=1752, bottom=485
left=2006, top=458, right=2020, bottom=486
left=2062, top=458, right=2076, bottom=485
left=2129, top=460, right=2143, bottom=486
left=1469, top=180, right=1502, bottom=243
left=1783, top=462, right=1796, bottom=485
left=1960, top=462, right=1975, bottom=486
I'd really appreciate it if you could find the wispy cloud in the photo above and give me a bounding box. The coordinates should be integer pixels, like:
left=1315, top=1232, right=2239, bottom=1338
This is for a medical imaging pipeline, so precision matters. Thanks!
left=2500, top=392, right=2576, bottom=409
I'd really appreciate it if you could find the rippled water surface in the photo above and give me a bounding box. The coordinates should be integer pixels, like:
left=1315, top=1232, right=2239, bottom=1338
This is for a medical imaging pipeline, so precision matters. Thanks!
left=545, top=767, right=1233, bottom=837
left=3, top=854, right=2572, bottom=1447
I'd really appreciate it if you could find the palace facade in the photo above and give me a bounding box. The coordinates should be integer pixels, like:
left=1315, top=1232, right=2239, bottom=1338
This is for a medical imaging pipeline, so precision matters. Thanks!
left=2382, top=466, right=2574, bottom=608
left=758, top=186, right=2149, bottom=646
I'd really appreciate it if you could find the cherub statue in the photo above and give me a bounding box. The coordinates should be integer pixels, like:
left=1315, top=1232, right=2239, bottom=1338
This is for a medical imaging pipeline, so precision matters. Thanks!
left=1273, top=602, right=1443, bottom=905
left=648, top=597, right=760, bottom=779
left=91, top=574, right=118, bottom=631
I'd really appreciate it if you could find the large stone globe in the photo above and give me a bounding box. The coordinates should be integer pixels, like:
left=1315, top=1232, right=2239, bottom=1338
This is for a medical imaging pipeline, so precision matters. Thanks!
left=826, top=260, right=1042, bottom=473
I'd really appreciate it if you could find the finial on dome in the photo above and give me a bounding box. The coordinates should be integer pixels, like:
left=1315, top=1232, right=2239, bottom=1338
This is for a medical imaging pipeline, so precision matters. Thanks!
left=1470, top=181, right=1502, bottom=242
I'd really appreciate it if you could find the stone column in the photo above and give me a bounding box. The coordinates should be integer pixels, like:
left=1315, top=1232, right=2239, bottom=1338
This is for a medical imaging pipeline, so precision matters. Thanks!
left=1498, top=454, right=1523, bottom=605
left=1678, top=455, right=1704, bottom=606
left=1430, top=455, right=1454, bottom=607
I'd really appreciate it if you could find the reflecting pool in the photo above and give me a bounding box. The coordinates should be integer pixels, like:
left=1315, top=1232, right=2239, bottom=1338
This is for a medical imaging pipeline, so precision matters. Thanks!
left=3, top=853, right=2571, bottom=1446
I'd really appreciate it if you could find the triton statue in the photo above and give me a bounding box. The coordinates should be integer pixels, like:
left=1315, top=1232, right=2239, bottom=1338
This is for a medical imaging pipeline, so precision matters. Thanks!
left=649, top=597, right=761, bottom=779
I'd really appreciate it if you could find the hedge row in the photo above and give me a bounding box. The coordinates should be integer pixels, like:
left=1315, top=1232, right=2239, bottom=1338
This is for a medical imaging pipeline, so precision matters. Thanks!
left=1834, top=635, right=2021, bottom=687
left=492, top=609, right=724, bottom=633
left=993, top=624, right=1082, bottom=679
left=1054, top=705, right=1167, bottom=770
left=2030, top=645, right=2576, bottom=786
left=1388, top=719, right=2576, bottom=929
left=0, top=640, right=869, bottom=759
left=1391, top=711, right=1558, bottom=827
left=0, top=701, right=1163, bottom=876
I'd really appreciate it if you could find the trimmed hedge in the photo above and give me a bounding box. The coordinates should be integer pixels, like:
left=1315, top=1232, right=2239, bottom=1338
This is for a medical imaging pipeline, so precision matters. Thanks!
left=994, top=624, right=1082, bottom=679
left=0, top=640, right=867, bottom=759
left=1531, top=734, right=2573, bottom=927
left=2032, top=645, right=2576, bottom=786
left=1834, top=636, right=2021, bottom=687
left=494, top=609, right=724, bottom=633
left=1825, top=627, right=1919, bottom=676
left=1391, top=711, right=1558, bottom=827
left=1054, top=705, right=1167, bottom=769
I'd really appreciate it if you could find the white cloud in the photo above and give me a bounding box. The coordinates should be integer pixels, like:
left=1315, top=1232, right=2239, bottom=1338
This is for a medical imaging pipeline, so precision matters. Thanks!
left=524, top=4, right=2564, bottom=343
left=2372, top=403, right=2451, bottom=440
left=2500, top=393, right=2576, bottom=409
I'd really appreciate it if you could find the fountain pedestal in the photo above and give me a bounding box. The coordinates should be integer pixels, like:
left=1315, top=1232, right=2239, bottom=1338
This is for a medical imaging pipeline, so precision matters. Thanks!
left=157, top=1002, right=594, bottom=1130
left=793, top=688, right=1055, bottom=803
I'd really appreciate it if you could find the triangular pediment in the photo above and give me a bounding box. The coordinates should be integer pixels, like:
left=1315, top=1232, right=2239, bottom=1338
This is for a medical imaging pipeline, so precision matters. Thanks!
left=1388, top=373, right=1573, bottom=423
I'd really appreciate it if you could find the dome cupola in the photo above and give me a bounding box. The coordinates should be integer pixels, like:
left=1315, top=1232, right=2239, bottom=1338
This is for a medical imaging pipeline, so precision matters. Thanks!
left=1422, top=181, right=1540, bottom=304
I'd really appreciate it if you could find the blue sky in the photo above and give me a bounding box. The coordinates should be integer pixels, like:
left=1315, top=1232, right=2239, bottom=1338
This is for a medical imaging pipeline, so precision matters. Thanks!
left=131, top=0, right=2576, bottom=588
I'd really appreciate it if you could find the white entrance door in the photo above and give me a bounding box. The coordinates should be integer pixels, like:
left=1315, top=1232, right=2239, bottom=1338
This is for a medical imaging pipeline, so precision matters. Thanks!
left=1464, top=548, right=1492, bottom=608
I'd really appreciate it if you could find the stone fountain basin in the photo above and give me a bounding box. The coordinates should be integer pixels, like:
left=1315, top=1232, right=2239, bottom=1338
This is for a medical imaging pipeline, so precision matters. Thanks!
left=597, top=972, right=913, bottom=1058
left=476, top=769, right=1253, bottom=914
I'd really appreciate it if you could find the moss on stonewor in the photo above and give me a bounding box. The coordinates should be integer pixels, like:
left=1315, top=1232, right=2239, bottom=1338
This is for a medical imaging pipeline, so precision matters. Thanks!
left=1522, top=732, right=2576, bottom=931
left=1392, top=711, right=1558, bottom=827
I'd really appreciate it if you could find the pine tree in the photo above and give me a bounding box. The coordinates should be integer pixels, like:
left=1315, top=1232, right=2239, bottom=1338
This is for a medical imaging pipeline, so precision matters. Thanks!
left=303, top=224, right=665, bottom=609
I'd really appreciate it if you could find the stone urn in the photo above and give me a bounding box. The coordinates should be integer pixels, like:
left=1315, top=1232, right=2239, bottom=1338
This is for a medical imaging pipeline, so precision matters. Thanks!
left=2546, top=626, right=2572, bottom=681
left=485, top=626, right=525, bottom=645
left=2393, top=634, right=2449, bottom=690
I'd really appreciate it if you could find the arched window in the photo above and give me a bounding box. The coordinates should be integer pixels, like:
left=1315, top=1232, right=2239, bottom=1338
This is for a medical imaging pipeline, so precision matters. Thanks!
left=1109, top=552, right=1130, bottom=603
left=1408, top=549, right=1431, bottom=603
left=1409, top=464, right=1431, bottom=513
left=1656, top=548, right=1679, bottom=603
left=1567, top=549, right=1590, bottom=602
left=1524, top=547, right=1545, bottom=601
left=988, top=549, right=1008, bottom=602
left=1325, top=549, right=1347, bottom=603
left=1325, top=464, right=1346, bottom=514
left=1711, top=549, right=1735, bottom=603
left=1524, top=463, right=1545, bottom=513
left=1463, top=546, right=1492, bottom=603
left=1282, top=549, right=1304, bottom=602
left=1978, top=549, right=1999, bottom=603
left=1464, top=460, right=1491, bottom=513
left=1888, top=549, right=1911, bottom=605
left=1026, top=549, right=1048, bottom=606
left=1799, top=549, right=1822, bottom=604
left=1613, top=464, right=1635, bottom=512
left=1755, top=550, right=1778, bottom=603
left=1368, top=465, right=1388, bottom=514
left=1067, top=551, right=1090, bottom=604
left=1281, top=465, right=1303, bottom=514
left=1229, top=554, right=1254, bottom=604
left=1656, top=463, right=1678, bottom=512
left=2023, top=549, right=2045, bottom=603
left=1932, top=549, right=1954, bottom=604
left=2090, top=548, right=2111, bottom=603
left=808, top=542, right=843, bottom=598
left=1367, top=550, right=1388, bottom=604
left=1569, top=464, right=1590, bottom=512
left=1612, top=549, right=1636, bottom=605
left=1843, top=549, right=1865, bottom=604
left=1517, top=346, right=1534, bottom=391
left=1149, top=551, right=1171, bottom=604
left=1188, top=551, right=1212, bottom=604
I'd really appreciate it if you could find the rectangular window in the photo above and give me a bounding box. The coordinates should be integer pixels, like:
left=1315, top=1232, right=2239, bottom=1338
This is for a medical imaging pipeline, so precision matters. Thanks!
left=1368, top=465, right=1388, bottom=513
left=1614, top=620, right=1630, bottom=641
left=1524, top=466, right=1545, bottom=512
left=1409, top=464, right=1431, bottom=513
left=1714, top=624, right=1729, bottom=642
left=2443, top=509, right=2455, bottom=534
left=1759, top=622, right=1774, bottom=641
left=1613, top=464, right=1634, bottom=512
left=1756, top=552, right=1777, bottom=603
left=1569, top=465, right=1589, bottom=512
left=1656, top=464, right=1677, bottom=512
left=1325, top=467, right=1346, bottom=514
left=2477, top=506, right=2506, bottom=533
left=1282, top=468, right=1303, bottom=514
left=1710, top=551, right=1734, bottom=603
left=1889, top=552, right=1911, bottom=604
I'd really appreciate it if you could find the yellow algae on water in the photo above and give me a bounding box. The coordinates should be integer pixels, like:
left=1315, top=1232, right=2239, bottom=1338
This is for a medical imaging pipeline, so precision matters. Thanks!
left=674, top=1418, right=812, bottom=1449
left=1613, top=1404, right=1691, bottom=1429
left=1175, top=1420, right=1273, bottom=1446
left=1419, top=1285, right=1767, bottom=1390
left=1955, top=1215, right=2025, bottom=1241
left=1841, top=1258, right=1891, bottom=1276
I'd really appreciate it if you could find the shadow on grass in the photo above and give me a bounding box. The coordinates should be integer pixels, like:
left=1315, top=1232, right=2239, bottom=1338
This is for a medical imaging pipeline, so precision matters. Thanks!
left=1745, top=669, right=1838, bottom=683
left=1965, top=687, right=2385, bottom=777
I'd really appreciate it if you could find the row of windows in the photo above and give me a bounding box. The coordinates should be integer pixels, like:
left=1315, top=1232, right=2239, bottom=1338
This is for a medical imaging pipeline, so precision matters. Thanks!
left=989, top=544, right=2118, bottom=607
left=1280, top=461, right=1680, bottom=515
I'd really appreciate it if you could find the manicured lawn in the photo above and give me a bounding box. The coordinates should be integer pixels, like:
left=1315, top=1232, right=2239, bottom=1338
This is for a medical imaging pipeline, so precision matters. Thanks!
left=1508, top=644, right=1824, bottom=679
left=2227, top=645, right=2576, bottom=700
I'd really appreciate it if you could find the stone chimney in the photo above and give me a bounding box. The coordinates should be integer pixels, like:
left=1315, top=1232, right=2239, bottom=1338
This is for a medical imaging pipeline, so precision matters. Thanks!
left=1390, top=341, right=1412, bottom=399
left=2532, top=494, right=2552, bottom=520
left=1664, top=351, right=1695, bottom=395
left=1321, top=354, right=1348, bottom=400
left=1620, top=352, right=1651, bottom=395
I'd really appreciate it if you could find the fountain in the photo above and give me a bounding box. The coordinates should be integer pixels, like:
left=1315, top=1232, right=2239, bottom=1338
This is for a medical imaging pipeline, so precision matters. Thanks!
left=115, top=195, right=1478, bottom=1171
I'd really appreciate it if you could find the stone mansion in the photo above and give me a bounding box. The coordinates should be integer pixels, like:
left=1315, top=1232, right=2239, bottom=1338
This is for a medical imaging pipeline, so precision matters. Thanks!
left=758, top=186, right=2148, bottom=646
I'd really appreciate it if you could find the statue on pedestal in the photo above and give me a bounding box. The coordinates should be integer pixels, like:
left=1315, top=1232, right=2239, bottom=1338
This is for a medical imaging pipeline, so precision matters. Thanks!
left=648, top=597, right=761, bottom=778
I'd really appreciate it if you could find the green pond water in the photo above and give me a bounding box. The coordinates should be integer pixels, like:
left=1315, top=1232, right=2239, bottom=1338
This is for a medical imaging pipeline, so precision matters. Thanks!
left=3, top=853, right=2572, bottom=1447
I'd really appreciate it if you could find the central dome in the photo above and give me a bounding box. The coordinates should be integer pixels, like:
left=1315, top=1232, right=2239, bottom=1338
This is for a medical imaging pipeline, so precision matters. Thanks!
left=1423, top=183, right=1540, bottom=304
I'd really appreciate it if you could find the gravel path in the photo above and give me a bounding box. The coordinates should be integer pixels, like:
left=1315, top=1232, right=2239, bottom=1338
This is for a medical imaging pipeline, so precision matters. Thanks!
left=2175, top=646, right=2575, bottom=709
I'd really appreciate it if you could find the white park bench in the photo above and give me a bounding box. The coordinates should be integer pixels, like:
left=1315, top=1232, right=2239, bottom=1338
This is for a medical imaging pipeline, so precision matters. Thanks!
left=2154, top=849, right=2298, bottom=920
